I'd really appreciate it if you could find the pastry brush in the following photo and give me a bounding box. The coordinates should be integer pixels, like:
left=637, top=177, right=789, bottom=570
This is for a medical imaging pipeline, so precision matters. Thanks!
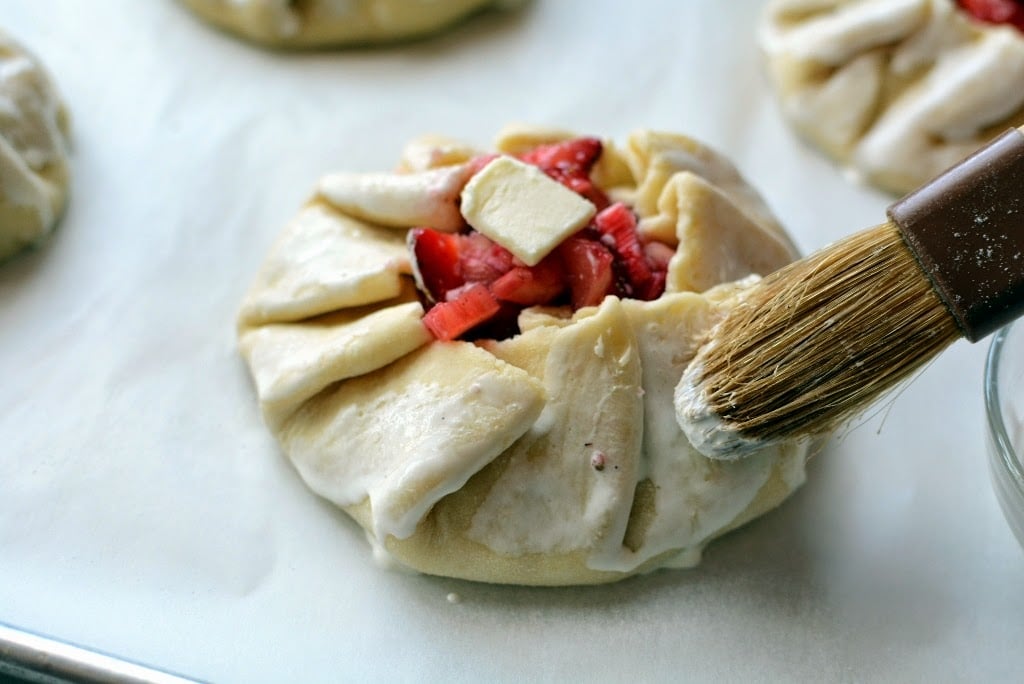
left=676, top=126, right=1024, bottom=460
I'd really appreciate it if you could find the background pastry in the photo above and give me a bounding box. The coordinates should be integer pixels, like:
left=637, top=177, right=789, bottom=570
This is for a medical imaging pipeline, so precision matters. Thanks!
left=761, top=0, right=1024, bottom=193
left=0, top=30, right=70, bottom=261
left=237, top=126, right=815, bottom=586
left=180, top=0, right=523, bottom=48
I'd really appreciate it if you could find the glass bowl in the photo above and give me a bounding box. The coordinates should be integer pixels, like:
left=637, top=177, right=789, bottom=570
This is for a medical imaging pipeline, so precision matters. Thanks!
left=985, top=321, right=1024, bottom=548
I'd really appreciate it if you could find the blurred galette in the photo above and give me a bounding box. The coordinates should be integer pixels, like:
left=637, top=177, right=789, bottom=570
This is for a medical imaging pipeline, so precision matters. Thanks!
left=761, top=0, right=1024, bottom=193
left=0, top=29, right=70, bottom=261
left=180, top=0, right=522, bottom=48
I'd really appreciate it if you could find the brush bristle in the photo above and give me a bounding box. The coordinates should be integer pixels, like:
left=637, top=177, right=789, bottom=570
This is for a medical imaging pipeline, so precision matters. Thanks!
left=679, top=222, right=961, bottom=457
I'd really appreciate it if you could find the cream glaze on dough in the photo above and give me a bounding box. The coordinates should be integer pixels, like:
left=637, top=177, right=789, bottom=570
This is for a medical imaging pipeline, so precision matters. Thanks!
left=761, top=0, right=1024, bottom=193
left=0, top=30, right=70, bottom=261
left=237, top=126, right=811, bottom=585
left=180, top=0, right=523, bottom=48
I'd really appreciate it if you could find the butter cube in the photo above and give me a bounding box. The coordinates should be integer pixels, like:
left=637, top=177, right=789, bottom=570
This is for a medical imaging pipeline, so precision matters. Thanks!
left=460, top=156, right=596, bottom=266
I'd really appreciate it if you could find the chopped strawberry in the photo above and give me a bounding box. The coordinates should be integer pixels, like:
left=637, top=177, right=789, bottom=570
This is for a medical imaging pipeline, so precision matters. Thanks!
left=408, top=140, right=682, bottom=341
left=422, top=283, right=501, bottom=341
left=558, top=174, right=610, bottom=210
left=519, top=138, right=611, bottom=209
left=409, top=228, right=464, bottom=302
left=558, top=236, right=615, bottom=309
left=637, top=240, right=672, bottom=300
left=634, top=269, right=667, bottom=301
left=409, top=228, right=515, bottom=303
left=594, top=203, right=653, bottom=295
left=958, top=0, right=1024, bottom=29
left=490, top=255, right=565, bottom=305
left=594, top=203, right=638, bottom=245
left=458, top=232, right=515, bottom=283
left=520, top=137, right=603, bottom=174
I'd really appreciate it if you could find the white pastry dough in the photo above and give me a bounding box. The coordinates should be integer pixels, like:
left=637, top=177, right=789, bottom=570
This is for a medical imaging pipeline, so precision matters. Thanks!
left=761, top=0, right=1024, bottom=193
left=238, top=126, right=811, bottom=585
left=0, top=30, right=70, bottom=261
left=180, top=0, right=522, bottom=48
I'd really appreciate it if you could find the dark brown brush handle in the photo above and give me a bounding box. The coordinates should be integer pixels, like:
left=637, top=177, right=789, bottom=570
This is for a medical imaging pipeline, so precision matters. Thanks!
left=887, top=128, right=1024, bottom=342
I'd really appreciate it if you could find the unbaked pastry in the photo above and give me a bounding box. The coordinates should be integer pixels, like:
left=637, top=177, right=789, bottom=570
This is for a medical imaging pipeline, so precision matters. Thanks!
left=237, top=125, right=811, bottom=585
left=180, top=0, right=522, bottom=48
left=761, top=0, right=1024, bottom=193
left=0, top=30, right=71, bottom=261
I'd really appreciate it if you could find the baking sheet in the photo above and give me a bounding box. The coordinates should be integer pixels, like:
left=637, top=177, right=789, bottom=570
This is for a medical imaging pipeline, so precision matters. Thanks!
left=1, top=1, right=1022, bottom=681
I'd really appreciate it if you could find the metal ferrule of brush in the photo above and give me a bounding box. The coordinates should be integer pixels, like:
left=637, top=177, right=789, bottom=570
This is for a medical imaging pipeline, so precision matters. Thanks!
left=888, top=127, right=1024, bottom=342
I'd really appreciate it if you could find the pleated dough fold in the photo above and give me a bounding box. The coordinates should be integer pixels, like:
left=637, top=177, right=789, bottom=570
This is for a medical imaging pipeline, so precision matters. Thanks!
left=761, top=0, right=1024, bottom=193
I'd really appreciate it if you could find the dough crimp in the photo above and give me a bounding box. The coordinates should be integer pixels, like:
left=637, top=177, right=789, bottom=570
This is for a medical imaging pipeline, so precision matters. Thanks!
left=0, top=30, right=71, bottom=261
left=761, top=0, right=1024, bottom=194
left=238, top=126, right=812, bottom=585
left=180, top=0, right=523, bottom=48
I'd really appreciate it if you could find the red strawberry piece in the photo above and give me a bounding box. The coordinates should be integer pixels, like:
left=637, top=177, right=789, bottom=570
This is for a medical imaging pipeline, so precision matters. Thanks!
left=634, top=269, right=667, bottom=301
left=558, top=174, right=611, bottom=211
left=520, top=137, right=603, bottom=174
left=489, top=255, right=565, bottom=305
left=422, top=283, right=501, bottom=341
left=558, top=236, right=615, bottom=309
left=458, top=232, right=515, bottom=284
left=636, top=240, right=673, bottom=300
left=410, top=228, right=515, bottom=304
left=409, top=228, right=464, bottom=302
left=958, top=0, right=1024, bottom=29
left=519, top=138, right=611, bottom=209
left=594, top=203, right=653, bottom=294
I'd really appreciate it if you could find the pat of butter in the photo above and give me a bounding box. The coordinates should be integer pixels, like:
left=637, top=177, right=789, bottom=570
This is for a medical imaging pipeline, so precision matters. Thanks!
left=460, top=156, right=597, bottom=266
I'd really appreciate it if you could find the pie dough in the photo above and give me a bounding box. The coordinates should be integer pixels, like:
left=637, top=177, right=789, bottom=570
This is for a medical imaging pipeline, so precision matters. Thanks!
left=238, top=126, right=811, bottom=585
left=0, top=30, right=71, bottom=261
left=180, top=0, right=522, bottom=48
left=761, top=0, right=1024, bottom=194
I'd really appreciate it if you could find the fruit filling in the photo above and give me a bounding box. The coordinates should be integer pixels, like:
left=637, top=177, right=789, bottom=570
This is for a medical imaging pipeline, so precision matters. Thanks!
left=957, top=0, right=1024, bottom=31
left=411, top=138, right=672, bottom=342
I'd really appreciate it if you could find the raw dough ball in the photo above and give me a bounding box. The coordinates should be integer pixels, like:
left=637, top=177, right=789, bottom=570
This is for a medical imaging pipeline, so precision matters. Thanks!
left=237, top=126, right=811, bottom=585
left=0, top=30, right=71, bottom=261
left=180, top=0, right=522, bottom=48
left=761, top=0, right=1024, bottom=194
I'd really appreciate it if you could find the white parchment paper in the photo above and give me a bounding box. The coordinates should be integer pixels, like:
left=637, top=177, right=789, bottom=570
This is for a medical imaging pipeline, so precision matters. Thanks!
left=1, top=1, right=1021, bottom=681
